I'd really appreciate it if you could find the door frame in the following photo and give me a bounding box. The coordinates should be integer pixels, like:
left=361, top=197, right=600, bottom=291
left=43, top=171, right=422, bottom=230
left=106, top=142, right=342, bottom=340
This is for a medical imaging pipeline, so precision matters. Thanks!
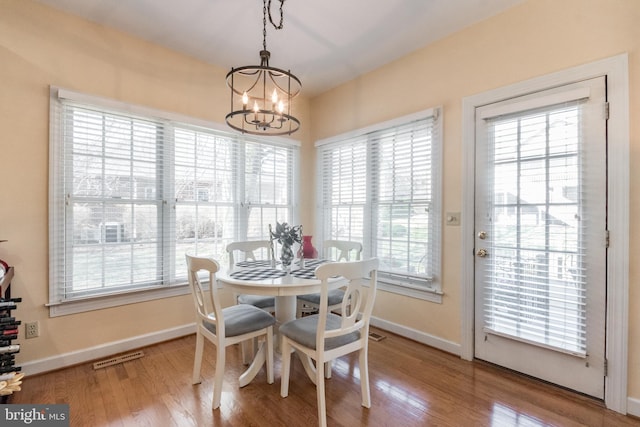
left=460, top=54, right=629, bottom=413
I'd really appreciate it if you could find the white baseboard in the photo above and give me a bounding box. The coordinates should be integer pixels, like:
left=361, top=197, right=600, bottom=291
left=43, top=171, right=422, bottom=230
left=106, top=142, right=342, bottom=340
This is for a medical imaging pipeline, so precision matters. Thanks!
left=20, top=324, right=196, bottom=376
left=370, top=316, right=461, bottom=356
left=21, top=318, right=460, bottom=376
left=628, top=397, right=640, bottom=417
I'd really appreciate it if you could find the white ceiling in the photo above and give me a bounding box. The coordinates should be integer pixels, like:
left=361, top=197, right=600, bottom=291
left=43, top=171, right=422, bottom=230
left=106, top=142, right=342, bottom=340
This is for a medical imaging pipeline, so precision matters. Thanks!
left=36, top=0, right=525, bottom=97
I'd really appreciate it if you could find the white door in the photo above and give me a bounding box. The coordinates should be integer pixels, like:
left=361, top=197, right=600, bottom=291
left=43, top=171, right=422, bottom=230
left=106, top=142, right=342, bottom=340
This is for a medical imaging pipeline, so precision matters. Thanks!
left=474, top=77, right=607, bottom=398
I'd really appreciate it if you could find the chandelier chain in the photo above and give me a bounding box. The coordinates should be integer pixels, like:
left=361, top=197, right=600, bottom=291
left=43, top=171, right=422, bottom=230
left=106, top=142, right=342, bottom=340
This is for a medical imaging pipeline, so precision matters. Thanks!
left=263, top=0, right=285, bottom=51
left=263, top=0, right=267, bottom=51
left=268, top=0, right=285, bottom=30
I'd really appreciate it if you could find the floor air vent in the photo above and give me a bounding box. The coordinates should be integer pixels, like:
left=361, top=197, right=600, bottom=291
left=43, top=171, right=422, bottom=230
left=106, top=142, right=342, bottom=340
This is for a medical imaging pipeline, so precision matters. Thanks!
left=368, top=332, right=386, bottom=342
left=93, top=350, right=145, bottom=370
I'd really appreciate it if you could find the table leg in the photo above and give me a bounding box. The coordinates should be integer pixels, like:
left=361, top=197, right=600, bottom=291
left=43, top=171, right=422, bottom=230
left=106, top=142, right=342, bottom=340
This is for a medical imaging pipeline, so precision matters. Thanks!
left=238, top=340, right=267, bottom=387
left=274, top=295, right=296, bottom=325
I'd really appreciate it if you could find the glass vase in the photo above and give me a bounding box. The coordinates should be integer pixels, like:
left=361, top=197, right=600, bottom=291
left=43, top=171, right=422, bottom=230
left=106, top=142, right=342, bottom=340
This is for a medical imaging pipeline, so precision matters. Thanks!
left=280, top=244, right=293, bottom=272
left=297, top=235, right=318, bottom=259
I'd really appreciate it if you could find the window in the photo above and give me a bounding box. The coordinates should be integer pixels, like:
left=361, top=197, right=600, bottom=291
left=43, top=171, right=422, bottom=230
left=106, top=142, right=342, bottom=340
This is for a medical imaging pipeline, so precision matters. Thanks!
left=316, top=108, right=442, bottom=301
left=49, top=88, right=298, bottom=316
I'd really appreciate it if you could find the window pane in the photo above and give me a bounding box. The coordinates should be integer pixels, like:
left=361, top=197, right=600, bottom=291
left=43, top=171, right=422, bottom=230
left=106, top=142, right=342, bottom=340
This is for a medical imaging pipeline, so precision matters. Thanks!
left=53, top=98, right=298, bottom=305
left=319, top=113, right=441, bottom=289
left=484, top=103, right=587, bottom=353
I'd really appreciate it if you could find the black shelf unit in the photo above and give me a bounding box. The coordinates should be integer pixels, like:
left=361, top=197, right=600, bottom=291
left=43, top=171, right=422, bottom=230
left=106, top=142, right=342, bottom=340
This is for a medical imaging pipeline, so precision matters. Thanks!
left=0, top=267, right=21, bottom=403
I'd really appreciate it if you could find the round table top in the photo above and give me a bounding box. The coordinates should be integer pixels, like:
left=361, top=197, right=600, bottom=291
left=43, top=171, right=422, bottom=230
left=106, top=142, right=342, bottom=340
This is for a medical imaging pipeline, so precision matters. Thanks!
left=217, top=259, right=342, bottom=296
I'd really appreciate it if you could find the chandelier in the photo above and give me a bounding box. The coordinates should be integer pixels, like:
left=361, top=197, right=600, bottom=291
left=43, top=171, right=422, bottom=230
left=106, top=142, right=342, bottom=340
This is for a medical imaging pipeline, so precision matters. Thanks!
left=225, top=0, right=302, bottom=136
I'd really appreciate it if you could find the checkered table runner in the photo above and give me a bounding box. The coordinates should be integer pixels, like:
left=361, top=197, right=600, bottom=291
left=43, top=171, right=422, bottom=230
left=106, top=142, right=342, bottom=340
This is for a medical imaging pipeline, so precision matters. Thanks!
left=291, top=259, right=330, bottom=279
left=236, top=260, right=277, bottom=268
left=295, top=258, right=329, bottom=268
left=230, top=268, right=287, bottom=280
left=290, top=268, right=317, bottom=279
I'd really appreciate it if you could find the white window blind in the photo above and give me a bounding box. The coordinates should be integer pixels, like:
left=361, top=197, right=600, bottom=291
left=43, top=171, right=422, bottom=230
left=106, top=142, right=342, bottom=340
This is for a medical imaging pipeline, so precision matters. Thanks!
left=317, top=109, right=442, bottom=294
left=481, top=100, right=593, bottom=355
left=50, top=89, right=298, bottom=313
left=243, top=141, right=296, bottom=240
left=321, top=139, right=368, bottom=243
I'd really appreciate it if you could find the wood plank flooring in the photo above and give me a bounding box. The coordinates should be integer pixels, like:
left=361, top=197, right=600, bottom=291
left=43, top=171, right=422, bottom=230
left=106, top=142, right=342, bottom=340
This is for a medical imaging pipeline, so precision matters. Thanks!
left=11, top=328, right=640, bottom=426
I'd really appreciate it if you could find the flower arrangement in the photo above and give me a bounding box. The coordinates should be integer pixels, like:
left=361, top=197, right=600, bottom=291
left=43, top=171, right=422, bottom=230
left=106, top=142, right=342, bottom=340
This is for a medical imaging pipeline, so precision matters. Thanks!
left=269, top=222, right=302, bottom=270
left=270, top=222, right=302, bottom=247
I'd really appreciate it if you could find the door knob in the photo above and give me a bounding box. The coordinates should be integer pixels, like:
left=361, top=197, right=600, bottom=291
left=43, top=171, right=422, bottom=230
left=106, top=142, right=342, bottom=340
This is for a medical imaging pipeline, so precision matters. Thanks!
left=478, top=231, right=487, bottom=240
left=476, top=248, right=488, bottom=257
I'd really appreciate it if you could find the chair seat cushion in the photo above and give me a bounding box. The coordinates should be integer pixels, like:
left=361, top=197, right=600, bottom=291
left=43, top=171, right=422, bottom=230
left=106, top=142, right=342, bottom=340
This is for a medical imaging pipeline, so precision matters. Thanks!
left=204, top=304, right=275, bottom=337
left=237, top=294, right=276, bottom=309
left=297, top=289, right=345, bottom=306
left=279, top=313, right=360, bottom=350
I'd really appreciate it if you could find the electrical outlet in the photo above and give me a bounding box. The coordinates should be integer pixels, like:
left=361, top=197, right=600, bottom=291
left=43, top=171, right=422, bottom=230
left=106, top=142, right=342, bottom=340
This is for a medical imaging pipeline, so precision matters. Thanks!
left=25, top=321, right=39, bottom=339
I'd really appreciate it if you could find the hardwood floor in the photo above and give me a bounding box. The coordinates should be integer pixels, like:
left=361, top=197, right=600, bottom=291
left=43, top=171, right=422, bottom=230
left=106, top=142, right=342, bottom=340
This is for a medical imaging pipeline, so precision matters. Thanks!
left=11, top=328, right=640, bottom=426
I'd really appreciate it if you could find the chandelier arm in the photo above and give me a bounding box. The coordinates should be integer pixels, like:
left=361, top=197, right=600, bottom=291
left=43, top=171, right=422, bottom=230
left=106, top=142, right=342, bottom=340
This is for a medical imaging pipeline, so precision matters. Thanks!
left=226, top=67, right=264, bottom=97
left=240, top=110, right=276, bottom=128
left=228, top=66, right=301, bottom=98
left=226, top=109, right=299, bottom=136
left=267, top=70, right=301, bottom=98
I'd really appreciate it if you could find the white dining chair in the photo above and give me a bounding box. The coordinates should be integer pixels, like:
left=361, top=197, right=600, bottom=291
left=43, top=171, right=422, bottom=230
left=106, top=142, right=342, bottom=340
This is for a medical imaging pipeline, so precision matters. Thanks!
left=227, top=241, right=277, bottom=364
left=296, top=240, right=363, bottom=317
left=226, top=240, right=276, bottom=312
left=280, top=258, right=378, bottom=427
left=185, top=254, right=275, bottom=410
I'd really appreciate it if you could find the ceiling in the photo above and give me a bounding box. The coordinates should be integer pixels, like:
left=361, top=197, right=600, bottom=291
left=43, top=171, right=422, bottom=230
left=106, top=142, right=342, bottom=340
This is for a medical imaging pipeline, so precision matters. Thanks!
left=36, top=0, right=525, bottom=97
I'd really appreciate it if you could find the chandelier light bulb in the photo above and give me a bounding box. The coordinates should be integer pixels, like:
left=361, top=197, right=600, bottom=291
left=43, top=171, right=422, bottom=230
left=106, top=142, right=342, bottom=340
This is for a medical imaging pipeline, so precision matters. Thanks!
left=242, top=91, right=249, bottom=107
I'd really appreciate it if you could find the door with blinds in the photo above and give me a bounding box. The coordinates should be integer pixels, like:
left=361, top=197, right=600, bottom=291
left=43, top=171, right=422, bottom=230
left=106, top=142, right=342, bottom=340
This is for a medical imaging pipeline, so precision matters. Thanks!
left=474, top=77, right=607, bottom=398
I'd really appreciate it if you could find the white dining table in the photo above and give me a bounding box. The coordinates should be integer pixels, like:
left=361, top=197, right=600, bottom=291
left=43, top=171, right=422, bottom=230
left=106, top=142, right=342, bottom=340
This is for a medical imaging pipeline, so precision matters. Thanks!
left=216, top=259, right=343, bottom=385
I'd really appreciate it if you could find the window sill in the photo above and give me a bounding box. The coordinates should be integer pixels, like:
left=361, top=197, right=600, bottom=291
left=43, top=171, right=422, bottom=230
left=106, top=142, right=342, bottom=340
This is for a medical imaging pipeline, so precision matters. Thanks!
left=47, top=283, right=192, bottom=317
left=377, top=279, right=443, bottom=303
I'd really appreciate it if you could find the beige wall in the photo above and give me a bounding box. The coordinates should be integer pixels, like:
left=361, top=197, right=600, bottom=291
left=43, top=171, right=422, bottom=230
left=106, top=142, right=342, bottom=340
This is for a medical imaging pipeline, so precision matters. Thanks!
left=311, top=0, right=640, bottom=404
left=1, top=0, right=639, bottom=408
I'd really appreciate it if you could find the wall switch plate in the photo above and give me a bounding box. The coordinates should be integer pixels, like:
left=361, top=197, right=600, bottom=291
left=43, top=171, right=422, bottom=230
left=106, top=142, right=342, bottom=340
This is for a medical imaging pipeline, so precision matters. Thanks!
left=446, top=212, right=461, bottom=226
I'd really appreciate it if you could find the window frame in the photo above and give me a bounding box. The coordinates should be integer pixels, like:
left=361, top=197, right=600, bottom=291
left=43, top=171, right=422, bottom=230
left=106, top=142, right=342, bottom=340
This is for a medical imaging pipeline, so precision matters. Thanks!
left=315, top=108, right=443, bottom=303
left=48, top=87, right=300, bottom=316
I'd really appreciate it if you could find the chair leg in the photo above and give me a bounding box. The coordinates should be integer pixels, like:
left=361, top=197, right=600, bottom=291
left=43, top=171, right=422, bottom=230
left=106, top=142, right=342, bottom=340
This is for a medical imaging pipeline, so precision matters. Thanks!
left=359, top=347, right=371, bottom=408
left=266, top=327, right=274, bottom=384
left=192, top=332, right=204, bottom=384
left=316, top=357, right=328, bottom=427
left=212, top=343, right=225, bottom=410
left=241, top=340, right=249, bottom=365
left=296, top=299, right=304, bottom=318
left=280, top=337, right=292, bottom=398
left=324, top=360, right=332, bottom=379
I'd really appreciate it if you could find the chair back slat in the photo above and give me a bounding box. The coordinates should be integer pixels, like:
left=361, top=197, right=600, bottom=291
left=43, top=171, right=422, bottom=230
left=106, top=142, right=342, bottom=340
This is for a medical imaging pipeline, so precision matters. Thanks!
left=323, top=240, right=362, bottom=262
left=226, top=240, right=272, bottom=269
